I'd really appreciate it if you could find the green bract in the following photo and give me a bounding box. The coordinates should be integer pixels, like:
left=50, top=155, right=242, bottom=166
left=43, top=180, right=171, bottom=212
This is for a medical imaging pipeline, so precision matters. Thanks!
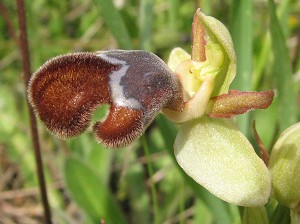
left=269, top=122, right=300, bottom=209
left=163, top=9, right=272, bottom=206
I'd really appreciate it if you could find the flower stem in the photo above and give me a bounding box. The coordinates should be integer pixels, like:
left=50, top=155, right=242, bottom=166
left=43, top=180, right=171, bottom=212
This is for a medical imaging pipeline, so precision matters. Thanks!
left=16, top=0, right=52, bottom=223
left=270, top=204, right=290, bottom=224
left=142, top=136, right=159, bottom=224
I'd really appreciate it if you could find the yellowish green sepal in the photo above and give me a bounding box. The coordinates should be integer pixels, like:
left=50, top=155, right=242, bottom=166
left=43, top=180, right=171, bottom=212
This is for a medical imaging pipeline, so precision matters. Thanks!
left=174, top=117, right=271, bottom=206
left=195, top=10, right=236, bottom=96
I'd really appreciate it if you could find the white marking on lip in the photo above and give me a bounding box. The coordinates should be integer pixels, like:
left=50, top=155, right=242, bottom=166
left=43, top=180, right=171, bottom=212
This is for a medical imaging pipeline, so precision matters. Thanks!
left=97, top=53, right=142, bottom=110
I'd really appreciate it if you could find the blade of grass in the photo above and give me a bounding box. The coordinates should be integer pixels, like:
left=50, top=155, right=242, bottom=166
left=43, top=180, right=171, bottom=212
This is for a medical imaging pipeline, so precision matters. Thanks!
left=276, top=0, right=293, bottom=36
left=156, top=115, right=233, bottom=224
left=253, top=34, right=271, bottom=89
left=88, top=142, right=113, bottom=185
left=64, top=157, right=126, bottom=224
left=93, top=0, right=132, bottom=49
left=125, top=162, right=151, bottom=223
left=139, top=0, right=153, bottom=51
left=194, top=198, right=213, bottom=224
left=230, top=0, right=253, bottom=136
left=268, top=0, right=297, bottom=132
left=168, top=0, right=179, bottom=32
left=293, top=29, right=300, bottom=70
left=253, top=0, right=293, bottom=89
left=141, top=136, right=159, bottom=224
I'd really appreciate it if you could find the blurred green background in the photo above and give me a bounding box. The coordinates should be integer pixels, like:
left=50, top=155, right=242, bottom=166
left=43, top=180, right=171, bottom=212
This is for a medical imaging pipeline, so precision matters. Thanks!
left=0, top=0, right=299, bottom=223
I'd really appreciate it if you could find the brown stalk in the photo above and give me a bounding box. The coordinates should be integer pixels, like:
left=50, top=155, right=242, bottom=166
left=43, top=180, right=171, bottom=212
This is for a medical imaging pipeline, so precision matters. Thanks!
left=16, top=0, right=52, bottom=223
left=252, top=121, right=270, bottom=166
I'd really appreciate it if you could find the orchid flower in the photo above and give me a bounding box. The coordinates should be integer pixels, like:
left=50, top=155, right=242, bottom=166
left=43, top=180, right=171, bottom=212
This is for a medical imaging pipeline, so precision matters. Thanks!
left=28, top=9, right=273, bottom=207
left=162, top=9, right=273, bottom=207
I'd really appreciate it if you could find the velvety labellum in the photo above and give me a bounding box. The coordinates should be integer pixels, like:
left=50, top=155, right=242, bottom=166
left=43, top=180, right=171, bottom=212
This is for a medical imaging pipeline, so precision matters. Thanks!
left=28, top=50, right=183, bottom=148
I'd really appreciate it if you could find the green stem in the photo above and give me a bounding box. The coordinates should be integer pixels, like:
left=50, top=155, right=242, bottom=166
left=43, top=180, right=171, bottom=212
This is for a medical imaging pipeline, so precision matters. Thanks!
left=142, top=136, right=159, bottom=224
left=270, top=204, right=290, bottom=224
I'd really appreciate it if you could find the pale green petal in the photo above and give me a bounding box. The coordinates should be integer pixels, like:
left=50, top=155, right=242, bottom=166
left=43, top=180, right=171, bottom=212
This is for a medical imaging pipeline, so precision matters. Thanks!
left=269, top=122, right=300, bottom=208
left=163, top=75, right=214, bottom=123
left=196, top=10, right=236, bottom=95
left=167, top=47, right=191, bottom=72
left=174, top=117, right=271, bottom=206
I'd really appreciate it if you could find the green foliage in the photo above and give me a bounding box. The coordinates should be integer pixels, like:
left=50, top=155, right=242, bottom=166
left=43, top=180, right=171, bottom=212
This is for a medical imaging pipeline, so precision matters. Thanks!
left=64, top=157, right=126, bottom=223
left=0, top=0, right=299, bottom=223
left=93, top=0, right=132, bottom=49
left=230, top=0, right=253, bottom=135
left=268, top=0, right=298, bottom=132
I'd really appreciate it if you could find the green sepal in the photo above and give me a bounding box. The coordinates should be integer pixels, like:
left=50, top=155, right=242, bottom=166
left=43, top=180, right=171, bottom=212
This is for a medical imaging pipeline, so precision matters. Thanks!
left=174, top=116, right=271, bottom=206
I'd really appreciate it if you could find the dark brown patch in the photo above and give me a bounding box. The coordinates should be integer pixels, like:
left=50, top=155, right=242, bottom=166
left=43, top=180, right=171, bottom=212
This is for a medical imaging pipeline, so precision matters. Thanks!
left=93, top=106, right=143, bottom=148
left=28, top=53, right=118, bottom=138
